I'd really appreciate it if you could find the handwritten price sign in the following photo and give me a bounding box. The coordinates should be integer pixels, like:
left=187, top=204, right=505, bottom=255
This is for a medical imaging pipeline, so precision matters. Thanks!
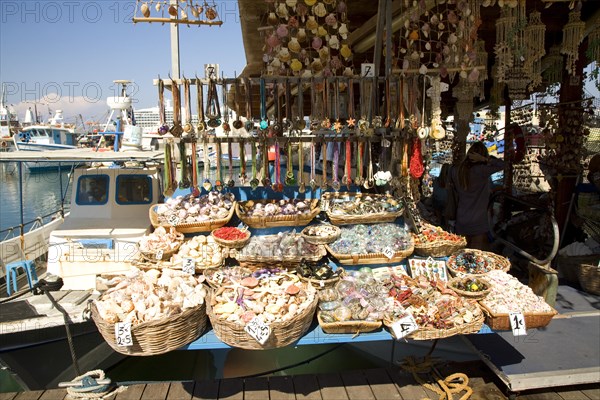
left=383, top=247, right=395, bottom=259
left=509, top=312, right=527, bottom=336
left=244, top=317, right=271, bottom=345
left=115, top=322, right=133, bottom=347
left=167, top=215, right=180, bottom=226
left=390, top=314, right=418, bottom=340
left=182, top=258, right=195, bottom=275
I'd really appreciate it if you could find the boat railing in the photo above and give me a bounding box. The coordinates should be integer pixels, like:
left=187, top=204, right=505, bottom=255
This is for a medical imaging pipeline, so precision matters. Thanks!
left=1, top=209, right=68, bottom=242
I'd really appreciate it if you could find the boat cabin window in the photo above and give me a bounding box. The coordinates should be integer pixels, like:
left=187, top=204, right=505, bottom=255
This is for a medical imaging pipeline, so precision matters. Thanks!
left=76, top=175, right=109, bottom=205
left=30, top=129, right=40, bottom=137
left=116, top=175, right=152, bottom=205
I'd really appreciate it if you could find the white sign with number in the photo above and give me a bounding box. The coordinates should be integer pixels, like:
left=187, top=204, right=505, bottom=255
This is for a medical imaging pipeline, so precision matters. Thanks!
left=167, top=215, right=180, bottom=226
left=509, top=312, right=527, bottom=336
left=115, top=322, right=133, bottom=347
left=244, top=317, right=271, bottom=345
left=390, top=314, right=419, bottom=339
left=383, top=247, right=395, bottom=259
left=182, top=257, right=196, bottom=275
left=156, top=249, right=164, bottom=260
left=361, top=63, right=375, bottom=77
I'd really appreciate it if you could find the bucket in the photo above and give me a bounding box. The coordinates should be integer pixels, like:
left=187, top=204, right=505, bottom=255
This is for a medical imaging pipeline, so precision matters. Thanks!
left=123, top=125, right=143, bottom=147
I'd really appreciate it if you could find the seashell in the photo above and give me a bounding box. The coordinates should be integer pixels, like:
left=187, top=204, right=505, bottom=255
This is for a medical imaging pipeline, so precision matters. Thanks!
left=180, top=9, right=188, bottom=20
left=155, top=2, right=161, bottom=12
left=276, top=3, right=289, bottom=19
left=468, top=68, right=480, bottom=83
left=305, top=0, right=316, bottom=5
left=337, top=1, right=347, bottom=13
left=241, top=277, right=259, bottom=288
left=438, top=22, right=445, bottom=30
left=268, top=11, right=278, bottom=25
left=313, top=3, right=327, bottom=17
left=311, top=59, right=323, bottom=72
left=266, top=33, right=281, bottom=49
left=317, top=26, right=328, bottom=37
left=288, top=16, right=299, bottom=28
left=448, top=11, right=458, bottom=25
left=409, top=30, right=419, bottom=40
left=312, top=36, right=323, bottom=50
left=448, top=33, right=458, bottom=44
left=279, top=48, right=292, bottom=62
left=286, top=284, right=300, bottom=295
left=196, top=5, right=203, bottom=16
left=329, top=35, right=340, bottom=50
left=286, top=0, right=297, bottom=8
left=306, top=15, right=318, bottom=31
left=296, top=3, right=308, bottom=18
left=325, top=13, right=337, bottom=28
left=214, top=302, right=237, bottom=314
left=276, top=24, right=289, bottom=38
left=168, top=5, right=178, bottom=16
left=318, top=46, right=330, bottom=61
left=141, top=3, right=150, bottom=17
left=301, top=69, right=313, bottom=79
left=330, top=55, right=342, bottom=70
left=340, top=44, right=352, bottom=60
left=425, top=42, right=432, bottom=51
left=288, top=37, right=301, bottom=53
left=430, top=14, right=439, bottom=25
left=190, top=6, right=199, bottom=18
left=205, top=7, right=217, bottom=20
left=338, top=23, right=348, bottom=39
left=290, top=58, right=303, bottom=72
left=343, top=66, right=354, bottom=77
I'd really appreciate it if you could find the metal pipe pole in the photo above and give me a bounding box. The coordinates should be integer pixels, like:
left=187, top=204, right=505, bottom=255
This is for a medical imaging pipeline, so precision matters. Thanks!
left=18, top=161, right=24, bottom=253
left=170, top=0, right=181, bottom=80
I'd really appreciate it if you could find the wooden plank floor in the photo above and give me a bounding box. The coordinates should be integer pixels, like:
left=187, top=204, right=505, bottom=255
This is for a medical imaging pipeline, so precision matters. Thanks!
left=1, top=365, right=598, bottom=400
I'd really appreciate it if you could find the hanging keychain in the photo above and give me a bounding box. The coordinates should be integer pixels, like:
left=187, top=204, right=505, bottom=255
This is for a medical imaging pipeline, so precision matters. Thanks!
left=191, top=136, right=200, bottom=196
left=355, top=140, right=364, bottom=186
left=215, top=140, right=223, bottom=191
left=250, top=141, right=259, bottom=190
left=274, top=140, right=284, bottom=192
left=321, top=139, right=328, bottom=190
left=221, top=75, right=231, bottom=134
left=170, top=76, right=183, bottom=137
left=196, top=75, right=206, bottom=133
left=239, top=139, right=247, bottom=185
left=309, top=139, right=317, bottom=192
left=259, top=78, right=268, bottom=133
left=261, top=140, right=271, bottom=188
left=206, top=77, right=221, bottom=129
left=244, top=78, right=255, bottom=134
left=227, top=140, right=235, bottom=188
left=298, top=139, right=305, bottom=193
left=158, top=76, right=169, bottom=135
left=331, top=141, right=341, bottom=191
left=202, top=138, right=212, bottom=192
left=343, top=138, right=352, bottom=190
left=285, top=139, right=296, bottom=186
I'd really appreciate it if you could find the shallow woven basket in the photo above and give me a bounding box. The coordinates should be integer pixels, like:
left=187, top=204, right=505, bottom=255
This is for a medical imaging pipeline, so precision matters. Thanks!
left=206, top=290, right=318, bottom=349
left=317, top=312, right=382, bottom=334
left=298, top=268, right=344, bottom=289
left=326, top=243, right=414, bottom=266
left=556, top=254, right=600, bottom=283
left=234, top=241, right=327, bottom=267
left=149, top=204, right=236, bottom=233
left=384, top=311, right=484, bottom=341
left=91, top=301, right=207, bottom=356
left=137, top=231, right=184, bottom=262
left=446, top=249, right=511, bottom=277
left=478, top=302, right=557, bottom=331
left=236, top=199, right=320, bottom=229
left=413, top=237, right=467, bottom=258
left=301, top=225, right=342, bottom=245
left=576, top=263, right=600, bottom=295
left=447, top=277, right=492, bottom=300
left=210, top=229, right=251, bottom=249
left=322, top=192, right=404, bottom=226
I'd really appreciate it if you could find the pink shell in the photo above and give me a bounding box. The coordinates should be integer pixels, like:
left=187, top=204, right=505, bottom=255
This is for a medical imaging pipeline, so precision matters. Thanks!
left=296, top=3, right=308, bottom=17
left=267, top=34, right=281, bottom=49
left=325, top=13, right=337, bottom=27
left=312, top=36, right=323, bottom=50
left=288, top=16, right=299, bottom=28
left=276, top=24, right=289, bottom=38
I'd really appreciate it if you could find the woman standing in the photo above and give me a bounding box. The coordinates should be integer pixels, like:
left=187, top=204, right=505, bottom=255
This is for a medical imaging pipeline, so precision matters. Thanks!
left=450, top=141, right=515, bottom=250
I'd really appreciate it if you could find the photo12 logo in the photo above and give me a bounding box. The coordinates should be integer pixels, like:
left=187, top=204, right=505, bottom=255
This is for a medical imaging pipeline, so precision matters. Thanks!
left=1, top=1, right=240, bottom=25
left=2, top=81, right=140, bottom=105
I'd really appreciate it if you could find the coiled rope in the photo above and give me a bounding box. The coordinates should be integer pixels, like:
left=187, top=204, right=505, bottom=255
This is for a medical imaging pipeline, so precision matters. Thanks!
left=400, top=356, right=473, bottom=400
left=60, top=370, right=127, bottom=399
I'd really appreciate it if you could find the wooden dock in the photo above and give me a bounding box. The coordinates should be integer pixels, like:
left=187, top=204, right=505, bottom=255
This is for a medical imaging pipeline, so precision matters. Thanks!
left=0, top=363, right=598, bottom=400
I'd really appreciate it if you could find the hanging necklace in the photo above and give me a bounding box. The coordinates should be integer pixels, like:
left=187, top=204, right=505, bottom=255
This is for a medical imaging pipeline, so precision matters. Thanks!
left=259, top=78, right=268, bottom=133
left=344, top=137, right=352, bottom=190
left=215, top=140, right=223, bottom=191
left=355, top=140, right=364, bottom=186
left=179, top=138, right=191, bottom=189
left=170, top=77, right=183, bottom=137
left=202, top=138, right=212, bottom=192
left=261, top=140, right=271, bottom=188
left=227, top=140, right=235, bottom=188
left=239, top=139, right=247, bottom=185
left=347, top=78, right=356, bottom=130
left=221, top=77, right=231, bottom=134
left=244, top=78, right=254, bottom=134
left=331, top=141, right=341, bottom=191
left=163, top=140, right=173, bottom=197
left=295, top=80, right=305, bottom=132
left=364, top=138, right=374, bottom=189
left=206, top=78, right=221, bottom=129
left=321, top=140, right=328, bottom=191
left=183, top=77, right=194, bottom=136
left=157, top=76, right=169, bottom=135
left=191, top=136, right=200, bottom=196
left=274, top=140, right=283, bottom=192
left=309, top=139, right=317, bottom=192
left=250, top=141, right=259, bottom=190
left=196, top=75, right=206, bottom=133
left=285, top=139, right=296, bottom=186
left=233, top=73, right=243, bottom=130
left=298, top=138, right=305, bottom=193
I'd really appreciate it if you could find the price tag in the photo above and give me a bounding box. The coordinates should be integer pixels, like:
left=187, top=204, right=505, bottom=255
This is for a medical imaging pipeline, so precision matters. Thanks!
left=244, top=317, right=271, bottom=345
left=361, top=63, right=375, bottom=77
left=182, top=257, right=195, bottom=275
left=167, top=215, right=180, bottom=226
left=383, top=247, right=395, bottom=259
left=115, top=322, right=133, bottom=347
left=509, top=312, right=527, bottom=336
left=156, top=250, right=164, bottom=260
left=320, top=280, right=325, bottom=288
left=390, top=314, right=418, bottom=339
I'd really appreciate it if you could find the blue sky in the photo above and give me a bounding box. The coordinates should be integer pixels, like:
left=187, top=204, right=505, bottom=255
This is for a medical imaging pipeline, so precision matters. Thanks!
left=0, top=0, right=246, bottom=125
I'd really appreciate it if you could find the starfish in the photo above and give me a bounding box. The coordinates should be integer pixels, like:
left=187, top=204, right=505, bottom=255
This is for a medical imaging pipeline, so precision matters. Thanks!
left=347, top=117, right=356, bottom=128
left=334, top=120, right=343, bottom=133
left=321, top=118, right=331, bottom=129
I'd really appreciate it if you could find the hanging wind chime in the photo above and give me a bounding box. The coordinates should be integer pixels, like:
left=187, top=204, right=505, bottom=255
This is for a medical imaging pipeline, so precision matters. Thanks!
left=561, top=8, right=585, bottom=76
left=588, top=27, right=600, bottom=65
left=523, top=11, right=545, bottom=90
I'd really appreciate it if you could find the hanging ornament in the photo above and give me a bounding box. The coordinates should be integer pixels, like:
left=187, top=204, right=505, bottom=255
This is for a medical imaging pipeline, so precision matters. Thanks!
left=588, top=27, right=600, bottom=65
left=140, top=2, right=150, bottom=17
left=561, top=9, right=586, bottom=76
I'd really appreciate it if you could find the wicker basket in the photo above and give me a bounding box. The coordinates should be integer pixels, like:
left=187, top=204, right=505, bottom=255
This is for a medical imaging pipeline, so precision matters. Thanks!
left=210, top=229, right=251, bottom=249
left=326, top=243, right=414, bottom=265
left=556, top=254, right=600, bottom=283
left=413, top=237, right=467, bottom=258
left=317, top=312, right=382, bottom=334
left=137, top=230, right=184, bottom=262
left=446, top=249, right=511, bottom=277
left=447, top=277, right=492, bottom=300
left=206, top=290, right=318, bottom=349
left=299, top=268, right=344, bottom=289
left=322, top=192, right=404, bottom=226
left=384, top=311, right=484, bottom=341
left=236, top=199, right=320, bottom=229
left=478, top=302, right=557, bottom=331
left=90, top=301, right=207, bottom=356
left=577, top=263, right=600, bottom=295
left=149, top=204, right=236, bottom=233
left=301, top=225, right=342, bottom=245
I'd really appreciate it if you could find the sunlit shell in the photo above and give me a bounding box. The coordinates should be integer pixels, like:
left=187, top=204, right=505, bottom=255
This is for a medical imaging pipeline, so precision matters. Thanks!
left=141, top=3, right=150, bottom=17
left=277, top=24, right=289, bottom=38
left=268, top=11, right=278, bottom=25
left=313, top=3, right=327, bottom=18
left=205, top=7, right=217, bottom=20
left=276, top=3, right=289, bottom=19
left=190, top=6, right=199, bottom=17
left=155, top=3, right=161, bottom=12
left=425, top=42, right=432, bottom=51
left=288, top=37, right=301, bottom=53
left=329, top=35, right=340, bottom=50
left=306, top=16, right=318, bottom=31
left=340, top=44, right=352, bottom=59
left=180, top=9, right=188, bottom=20
left=297, top=28, right=307, bottom=42
left=338, top=23, right=349, bottom=39
left=279, top=48, right=292, bottom=62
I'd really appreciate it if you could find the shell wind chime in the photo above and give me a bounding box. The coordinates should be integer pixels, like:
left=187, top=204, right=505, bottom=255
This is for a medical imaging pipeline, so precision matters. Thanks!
left=523, top=11, right=545, bottom=90
left=588, top=27, right=600, bottom=65
left=261, top=0, right=354, bottom=77
left=134, top=0, right=222, bottom=24
left=561, top=9, right=586, bottom=76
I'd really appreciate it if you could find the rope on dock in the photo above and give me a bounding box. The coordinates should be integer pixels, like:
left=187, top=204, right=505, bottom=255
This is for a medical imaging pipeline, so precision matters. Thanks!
left=400, top=355, right=473, bottom=400
left=63, top=370, right=127, bottom=399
